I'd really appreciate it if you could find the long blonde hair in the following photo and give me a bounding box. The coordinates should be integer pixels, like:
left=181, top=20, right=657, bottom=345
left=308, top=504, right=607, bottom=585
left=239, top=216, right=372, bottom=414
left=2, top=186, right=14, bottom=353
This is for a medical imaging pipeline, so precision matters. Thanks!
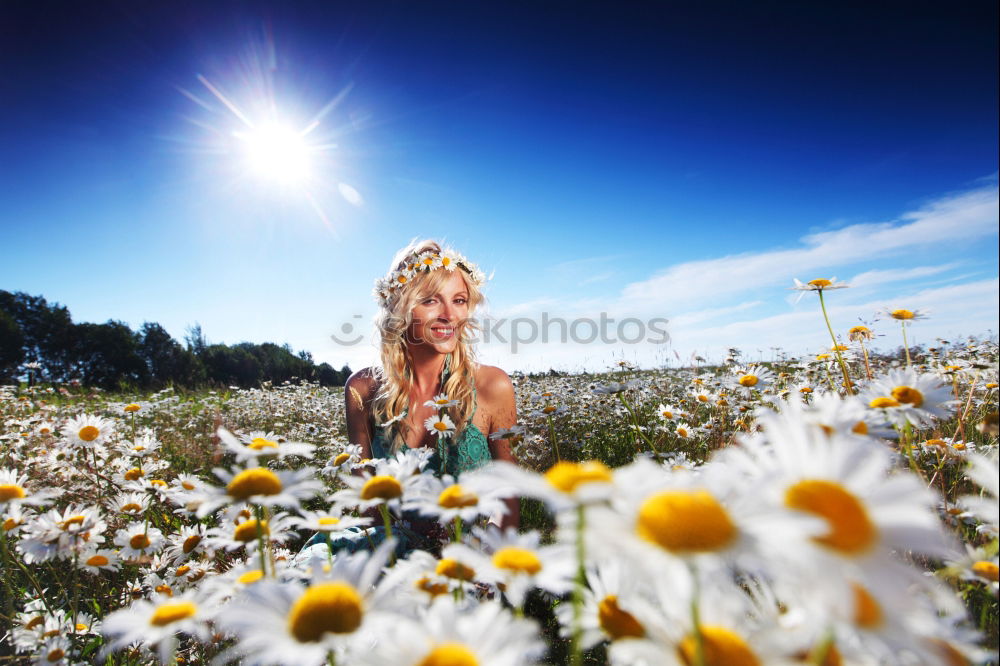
left=372, top=239, right=484, bottom=453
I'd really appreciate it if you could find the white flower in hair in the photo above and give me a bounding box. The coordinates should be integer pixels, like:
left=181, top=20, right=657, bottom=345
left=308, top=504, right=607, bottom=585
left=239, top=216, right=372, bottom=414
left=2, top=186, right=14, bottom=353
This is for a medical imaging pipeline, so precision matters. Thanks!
left=374, top=246, right=486, bottom=308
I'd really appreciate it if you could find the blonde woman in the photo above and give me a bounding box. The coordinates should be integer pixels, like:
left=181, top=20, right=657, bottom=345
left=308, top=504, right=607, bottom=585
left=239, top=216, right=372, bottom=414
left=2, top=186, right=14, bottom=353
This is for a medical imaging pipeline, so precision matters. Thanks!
left=347, top=239, right=519, bottom=529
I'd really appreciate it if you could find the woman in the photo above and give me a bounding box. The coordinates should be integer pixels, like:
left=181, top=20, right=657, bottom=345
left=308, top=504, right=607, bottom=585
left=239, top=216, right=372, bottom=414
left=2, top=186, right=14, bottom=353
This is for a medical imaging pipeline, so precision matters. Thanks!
left=302, top=240, right=519, bottom=560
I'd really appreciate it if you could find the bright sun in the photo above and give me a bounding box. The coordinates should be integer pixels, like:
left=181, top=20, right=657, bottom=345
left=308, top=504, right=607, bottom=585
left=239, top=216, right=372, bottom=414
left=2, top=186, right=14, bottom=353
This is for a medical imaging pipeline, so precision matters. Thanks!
left=235, top=123, right=312, bottom=186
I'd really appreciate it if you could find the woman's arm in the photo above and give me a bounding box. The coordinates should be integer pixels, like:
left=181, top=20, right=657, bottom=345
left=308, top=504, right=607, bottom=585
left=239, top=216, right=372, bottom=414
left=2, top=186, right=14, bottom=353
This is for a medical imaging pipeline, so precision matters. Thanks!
left=480, top=366, right=520, bottom=531
left=344, top=369, right=375, bottom=460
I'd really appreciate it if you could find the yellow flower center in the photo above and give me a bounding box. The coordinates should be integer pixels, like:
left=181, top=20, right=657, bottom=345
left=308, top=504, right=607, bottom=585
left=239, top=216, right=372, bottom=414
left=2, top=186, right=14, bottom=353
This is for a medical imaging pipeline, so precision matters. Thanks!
left=45, top=649, right=65, bottom=663
left=697, top=394, right=709, bottom=402
left=925, top=438, right=947, bottom=448
left=952, top=442, right=966, bottom=450
left=436, top=558, right=476, bottom=581
left=891, top=386, right=924, bottom=407
left=318, top=516, right=341, bottom=526
left=852, top=421, right=868, bottom=435
left=433, top=421, right=450, bottom=432
left=926, top=639, right=971, bottom=666
left=175, top=565, right=191, bottom=576
left=891, top=309, right=914, bottom=320
left=124, top=403, right=141, bottom=412
left=852, top=583, right=883, bottom=628
left=150, top=601, right=197, bottom=627
left=156, top=584, right=173, bottom=596
left=808, top=279, right=832, bottom=288
left=544, top=461, right=612, bottom=493
left=438, top=484, right=479, bottom=508
left=86, top=554, right=110, bottom=567
left=234, top=519, right=269, bottom=542
left=597, top=595, right=645, bottom=639
left=360, top=475, right=403, bottom=501
left=181, top=481, right=196, bottom=490
left=661, top=410, right=673, bottom=418
left=150, top=479, right=167, bottom=488
left=333, top=452, right=352, bottom=466
left=238, top=570, right=265, bottom=584
left=677, top=428, right=689, bottom=438
left=542, top=405, right=557, bottom=414
left=784, top=480, right=876, bottom=554
left=227, top=468, right=283, bottom=499
left=25, top=616, right=44, bottom=630
left=492, top=547, right=543, bottom=574
left=124, top=468, right=143, bottom=481
left=0, top=484, right=26, bottom=501
left=677, top=626, right=761, bottom=666
left=249, top=437, right=278, bottom=451
left=800, top=387, right=813, bottom=394
left=78, top=425, right=100, bottom=441
left=287, top=582, right=364, bottom=641
left=417, top=643, right=479, bottom=666
left=129, top=533, right=151, bottom=550
left=971, top=561, right=999, bottom=582
left=3, top=517, right=20, bottom=530
left=75, top=623, right=89, bottom=631
left=738, top=375, right=758, bottom=387
left=182, top=535, right=202, bottom=554
left=120, top=503, right=143, bottom=513
left=816, top=354, right=831, bottom=361
left=415, top=576, right=450, bottom=597
left=133, top=446, right=146, bottom=452
left=636, top=490, right=737, bottom=554
left=869, top=397, right=900, bottom=408
left=59, top=515, right=86, bottom=530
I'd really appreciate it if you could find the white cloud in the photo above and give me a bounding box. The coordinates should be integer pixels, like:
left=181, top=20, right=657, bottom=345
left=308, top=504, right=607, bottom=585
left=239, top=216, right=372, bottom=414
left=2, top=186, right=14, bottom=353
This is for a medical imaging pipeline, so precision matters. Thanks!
left=847, top=263, right=961, bottom=289
left=619, top=184, right=997, bottom=312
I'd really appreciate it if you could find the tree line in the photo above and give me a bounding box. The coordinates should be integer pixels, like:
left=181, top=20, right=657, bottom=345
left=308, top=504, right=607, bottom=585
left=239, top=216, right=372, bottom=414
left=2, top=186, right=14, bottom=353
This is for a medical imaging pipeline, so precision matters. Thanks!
left=0, top=290, right=351, bottom=390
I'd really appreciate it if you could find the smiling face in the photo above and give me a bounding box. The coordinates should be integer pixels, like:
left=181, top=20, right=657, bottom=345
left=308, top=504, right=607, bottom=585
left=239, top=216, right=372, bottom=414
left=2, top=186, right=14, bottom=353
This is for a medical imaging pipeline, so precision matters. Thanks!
left=406, top=271, right=471, bottom=354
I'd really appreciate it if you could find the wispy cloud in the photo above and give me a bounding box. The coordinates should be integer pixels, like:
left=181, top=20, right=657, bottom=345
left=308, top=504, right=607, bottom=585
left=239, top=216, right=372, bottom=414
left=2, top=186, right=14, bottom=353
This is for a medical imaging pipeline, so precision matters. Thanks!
left=619, top=183, right=998, bottom=312
left=847, top=263, right=961, bottom=289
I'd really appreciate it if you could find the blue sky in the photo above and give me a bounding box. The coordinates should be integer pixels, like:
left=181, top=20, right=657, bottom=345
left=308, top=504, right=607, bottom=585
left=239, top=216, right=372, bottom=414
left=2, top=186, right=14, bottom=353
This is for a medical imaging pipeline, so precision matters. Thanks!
left=1, top=1, right=997, bottom=372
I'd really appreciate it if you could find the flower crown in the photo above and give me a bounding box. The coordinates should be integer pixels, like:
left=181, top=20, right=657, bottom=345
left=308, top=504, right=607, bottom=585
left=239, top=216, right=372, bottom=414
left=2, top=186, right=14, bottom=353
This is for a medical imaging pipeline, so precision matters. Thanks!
left=373, top=249, right=486, bottom=308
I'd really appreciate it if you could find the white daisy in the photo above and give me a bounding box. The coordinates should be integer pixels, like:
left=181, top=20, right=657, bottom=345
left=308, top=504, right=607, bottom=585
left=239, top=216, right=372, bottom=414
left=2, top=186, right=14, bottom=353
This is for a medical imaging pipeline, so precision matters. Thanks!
left=113, top=524, right=165, bottom=560
left=477, top=526, right=575, bottom=608
left=216, top=540, right=397, bottom=665
left=424, top=413, right=457, bottom=439
left=356, top=597, right=544, bottom=666
left=62, top=414, right=114, bottom=448
left=194, top=463, right=323, bottom=518
left=100, top=592, right=212, bottom=664
left=218, top=427, right=316, bottom=463
left=404, top=472, right=512, bottom=525
left=424, top=393, right=460, bottom=409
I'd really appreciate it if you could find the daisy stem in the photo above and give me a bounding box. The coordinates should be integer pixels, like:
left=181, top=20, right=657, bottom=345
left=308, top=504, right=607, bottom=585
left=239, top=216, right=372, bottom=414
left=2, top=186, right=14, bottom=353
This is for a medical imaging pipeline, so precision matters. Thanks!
left=453, top=517, right=463, bottom=543
left=570, top=504, right=586, bottom=666
left=900, top=321, right=912, bottom=368
left=817, top=291, right=854, bottom=394
left=859, top=341, right=873, bottom=380
left=689, top=565, right=707, bottom=666
left=254, top=505, right=269, bottom=578
left=809, top=628, right=836, bottom=665
left=328, top=653, right=337, bottom=666
left=546, top=413, right=561, bottom=461
left=378, top=503, right=396, bottom=565
left=952, top=371, right=980, bottom=444
left=0, top=527, right=15, bottom=623
left=618, top=393, right=660, bottom=458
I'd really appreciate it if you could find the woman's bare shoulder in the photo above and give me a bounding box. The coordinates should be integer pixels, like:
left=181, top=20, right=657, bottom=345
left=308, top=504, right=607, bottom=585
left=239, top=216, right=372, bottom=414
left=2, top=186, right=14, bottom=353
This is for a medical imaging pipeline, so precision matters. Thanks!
left=474, top=364, right=514, bottom=400
left=345, top=367, right=380, bottom=400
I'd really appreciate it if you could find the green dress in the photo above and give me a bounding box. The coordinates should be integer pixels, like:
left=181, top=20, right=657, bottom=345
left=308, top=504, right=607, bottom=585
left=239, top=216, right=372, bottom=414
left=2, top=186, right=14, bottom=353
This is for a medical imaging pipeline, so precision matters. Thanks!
left=299, top=356, right=491, bottom=559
